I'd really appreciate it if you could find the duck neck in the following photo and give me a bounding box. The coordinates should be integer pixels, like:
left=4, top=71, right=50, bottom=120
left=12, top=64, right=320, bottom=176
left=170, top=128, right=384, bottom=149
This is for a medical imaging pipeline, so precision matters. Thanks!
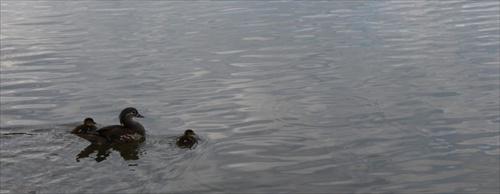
left=121, top=116, right=145, bottom=135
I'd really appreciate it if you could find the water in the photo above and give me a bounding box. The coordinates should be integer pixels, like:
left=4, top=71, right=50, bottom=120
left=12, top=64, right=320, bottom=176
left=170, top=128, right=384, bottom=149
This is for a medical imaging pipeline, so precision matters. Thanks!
left=1, top=1, right=499, bottom=193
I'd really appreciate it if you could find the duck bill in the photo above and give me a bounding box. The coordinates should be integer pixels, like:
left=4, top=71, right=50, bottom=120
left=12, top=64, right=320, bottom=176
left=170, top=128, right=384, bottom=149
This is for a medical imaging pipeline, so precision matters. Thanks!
left=136, top=113, right=144, bottom=118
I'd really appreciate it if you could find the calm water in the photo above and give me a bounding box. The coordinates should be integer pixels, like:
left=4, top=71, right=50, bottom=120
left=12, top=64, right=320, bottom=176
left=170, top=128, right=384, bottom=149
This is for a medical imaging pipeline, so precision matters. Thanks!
left=1, top=1, right=499, bottom=193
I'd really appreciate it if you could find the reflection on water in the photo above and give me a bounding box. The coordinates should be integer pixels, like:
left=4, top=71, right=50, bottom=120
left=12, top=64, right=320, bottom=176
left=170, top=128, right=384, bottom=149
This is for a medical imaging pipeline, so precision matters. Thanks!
left=1, top=0, right=499, bottom=193
left=75, top=139, right=144, bottom=162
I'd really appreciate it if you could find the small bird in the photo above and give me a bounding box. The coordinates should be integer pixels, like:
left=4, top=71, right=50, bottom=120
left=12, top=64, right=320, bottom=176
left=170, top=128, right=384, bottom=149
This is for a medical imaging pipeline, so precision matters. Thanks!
left=71, top=118, right=97, bottom=134
left=176, top=129, right=198, bottom=148
left=76, top=107, right=145, bottom=145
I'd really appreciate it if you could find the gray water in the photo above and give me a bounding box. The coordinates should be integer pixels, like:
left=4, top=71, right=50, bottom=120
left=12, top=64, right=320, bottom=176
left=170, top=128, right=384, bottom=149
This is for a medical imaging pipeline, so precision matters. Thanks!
left=1, top=1, right=499, bottom=193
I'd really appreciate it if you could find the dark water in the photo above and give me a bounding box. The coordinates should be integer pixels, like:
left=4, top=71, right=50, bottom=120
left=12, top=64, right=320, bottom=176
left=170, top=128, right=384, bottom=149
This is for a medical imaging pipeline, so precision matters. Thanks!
left=1, top=1, right=499, bottom=193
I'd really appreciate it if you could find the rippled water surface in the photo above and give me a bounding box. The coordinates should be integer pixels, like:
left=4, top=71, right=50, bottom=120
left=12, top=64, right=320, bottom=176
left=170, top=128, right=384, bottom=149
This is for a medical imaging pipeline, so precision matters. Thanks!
left=1, top=1, right=499, bottom=193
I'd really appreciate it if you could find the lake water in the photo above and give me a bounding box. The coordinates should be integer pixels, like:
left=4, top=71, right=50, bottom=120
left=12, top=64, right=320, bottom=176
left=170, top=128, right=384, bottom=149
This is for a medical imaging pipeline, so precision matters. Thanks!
left=1, top=1, right=499, bottom=193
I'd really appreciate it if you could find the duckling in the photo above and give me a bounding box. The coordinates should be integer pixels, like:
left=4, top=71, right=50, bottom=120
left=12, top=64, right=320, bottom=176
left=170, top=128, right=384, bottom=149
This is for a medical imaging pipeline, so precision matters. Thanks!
left=71, top=118, right=97, bottom=134
left=76, top=107, right=145, bottom=145
left=176, top=129, right=198, bottom=148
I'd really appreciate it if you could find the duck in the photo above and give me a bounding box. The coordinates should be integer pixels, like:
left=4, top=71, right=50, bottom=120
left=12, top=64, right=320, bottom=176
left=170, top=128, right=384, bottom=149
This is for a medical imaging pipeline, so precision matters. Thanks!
left=70, top=118, right=97, bottom=134
left=76, top=107, right=145, bottom=145
left=176, top=129, right=198, bottom=148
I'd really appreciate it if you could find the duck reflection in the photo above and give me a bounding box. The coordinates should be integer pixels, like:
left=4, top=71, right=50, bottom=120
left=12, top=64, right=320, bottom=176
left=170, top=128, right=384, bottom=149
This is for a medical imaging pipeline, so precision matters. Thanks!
left=76, top=139, right=144, bottom=162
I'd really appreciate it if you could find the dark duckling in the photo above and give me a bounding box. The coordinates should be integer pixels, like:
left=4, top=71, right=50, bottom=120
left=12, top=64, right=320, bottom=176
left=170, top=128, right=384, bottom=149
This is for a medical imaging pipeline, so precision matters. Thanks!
left=77, top=107, right=145, bottom=145
left=71, top=118, right=97, bottom=134
left=176, top=129, right=198, bottom=148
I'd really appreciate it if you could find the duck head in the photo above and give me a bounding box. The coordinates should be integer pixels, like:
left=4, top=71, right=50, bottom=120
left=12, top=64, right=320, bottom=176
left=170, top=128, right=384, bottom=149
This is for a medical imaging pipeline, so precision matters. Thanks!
left=184, top=129, right=196, bottom=137
left=119, top=107, right=144, bottom=125
left=84, top=118, right=96, bottom=127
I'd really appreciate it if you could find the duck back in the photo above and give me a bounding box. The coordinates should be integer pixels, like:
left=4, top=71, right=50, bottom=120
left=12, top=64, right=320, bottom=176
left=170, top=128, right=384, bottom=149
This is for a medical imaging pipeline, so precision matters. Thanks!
left=71, top=124, right=97, bottom=134
left=95, top=124, right=144, bottom=144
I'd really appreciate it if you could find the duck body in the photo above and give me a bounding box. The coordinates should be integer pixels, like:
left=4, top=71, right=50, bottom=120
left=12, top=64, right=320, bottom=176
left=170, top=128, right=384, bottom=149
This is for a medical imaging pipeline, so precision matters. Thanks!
left=176, top=129, right=198, bottom=148
left=77, top=107, right=145, bottom=145
left=71, top=118, right=97, bottom=134
left=95, top=124, right=144, bottom=144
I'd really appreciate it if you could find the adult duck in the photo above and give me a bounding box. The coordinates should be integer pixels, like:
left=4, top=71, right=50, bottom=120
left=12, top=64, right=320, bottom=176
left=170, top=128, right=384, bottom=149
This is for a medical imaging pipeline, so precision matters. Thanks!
left=71, top=118, right=97, bottom=134
left=176, top=129, right=198, bottom=148
left=77, top=107, right=145, bottom=145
